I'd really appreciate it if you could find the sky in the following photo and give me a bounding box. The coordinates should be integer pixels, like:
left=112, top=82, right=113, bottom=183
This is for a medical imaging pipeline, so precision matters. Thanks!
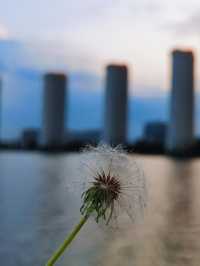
left=1, top=0, right=200, bottom=95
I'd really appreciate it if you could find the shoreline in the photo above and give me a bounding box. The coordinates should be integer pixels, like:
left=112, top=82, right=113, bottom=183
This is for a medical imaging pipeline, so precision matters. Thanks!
left=0, top=140, right=199, bottom=159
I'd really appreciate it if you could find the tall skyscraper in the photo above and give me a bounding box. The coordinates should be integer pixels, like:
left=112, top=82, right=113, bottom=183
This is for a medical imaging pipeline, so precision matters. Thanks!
left=42, top=73, right=67, bottom=147
left=103, top=64, right=128, bottom=146
left=166, top=49, right=194, bottom=152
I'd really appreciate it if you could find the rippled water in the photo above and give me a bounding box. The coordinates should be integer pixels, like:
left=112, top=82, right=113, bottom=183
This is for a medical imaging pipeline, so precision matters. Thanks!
left=1, top=152, right=200, bottom=266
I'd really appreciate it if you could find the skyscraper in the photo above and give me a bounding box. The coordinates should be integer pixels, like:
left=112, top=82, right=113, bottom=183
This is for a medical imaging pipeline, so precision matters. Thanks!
left=166, top=49, right=194, bottom=152
left=42, top=73, right=67, bottom=147
left=103, top=64, right=128, bottom=146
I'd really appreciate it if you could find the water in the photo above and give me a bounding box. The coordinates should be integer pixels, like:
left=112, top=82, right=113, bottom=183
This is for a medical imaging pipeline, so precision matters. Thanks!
left=1, top=152, right=200, bottom=266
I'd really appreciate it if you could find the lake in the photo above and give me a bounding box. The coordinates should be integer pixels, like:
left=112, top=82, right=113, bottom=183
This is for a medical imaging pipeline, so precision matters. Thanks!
left=1, top=152, right=200, bottom=266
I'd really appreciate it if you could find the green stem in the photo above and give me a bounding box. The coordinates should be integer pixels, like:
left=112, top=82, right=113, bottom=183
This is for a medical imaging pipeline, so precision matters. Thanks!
left=45, top=215, right=89, bottom=266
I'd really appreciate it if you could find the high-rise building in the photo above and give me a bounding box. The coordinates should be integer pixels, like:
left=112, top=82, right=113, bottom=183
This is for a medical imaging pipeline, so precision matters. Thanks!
left=103, top=64, right=128, bottom=145
left=42, top=73, right=67, bottom=147
left=166, top=49, right=194, bottom=152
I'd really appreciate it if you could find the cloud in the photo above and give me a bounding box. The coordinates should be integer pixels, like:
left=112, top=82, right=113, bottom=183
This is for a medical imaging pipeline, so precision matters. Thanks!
left=161, top=1, right=200, bottom=38
left=0, top=0, right=164, bottom=41
left=169, top=13, right=200, bottom=37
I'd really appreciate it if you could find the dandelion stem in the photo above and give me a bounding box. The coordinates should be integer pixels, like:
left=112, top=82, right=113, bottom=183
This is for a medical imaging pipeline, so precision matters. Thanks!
left=45, top=215, right=89, bottom=266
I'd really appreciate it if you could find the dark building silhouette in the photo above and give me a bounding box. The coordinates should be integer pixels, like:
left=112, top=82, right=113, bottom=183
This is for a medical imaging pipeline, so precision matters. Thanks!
left=143, top=122, right=167, bottom=144
left=103, top=64, right=128, bottom=146
left=41, top=73, right=67, bottom=148
left=166, top=49, right=194, bottom=152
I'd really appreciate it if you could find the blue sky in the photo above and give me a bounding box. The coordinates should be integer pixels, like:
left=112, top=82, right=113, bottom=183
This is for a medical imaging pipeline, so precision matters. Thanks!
left=1, top=0, right=200, bottom=95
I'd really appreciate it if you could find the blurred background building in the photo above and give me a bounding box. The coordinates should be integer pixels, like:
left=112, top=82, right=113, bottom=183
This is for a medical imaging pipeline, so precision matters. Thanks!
left=166, top=50, right=194, bottom=153
left=41, top=73, right=67, bottom=148
left=103, top=64, right=128, bottom=146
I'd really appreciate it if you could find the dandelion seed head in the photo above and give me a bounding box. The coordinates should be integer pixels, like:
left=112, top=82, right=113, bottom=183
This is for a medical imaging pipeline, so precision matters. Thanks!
left=80, top=144, right=147, bottom=226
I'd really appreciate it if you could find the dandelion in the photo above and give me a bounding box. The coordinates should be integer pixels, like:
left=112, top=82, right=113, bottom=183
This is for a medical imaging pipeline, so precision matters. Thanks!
left=45, top=144, right=147, bottom=266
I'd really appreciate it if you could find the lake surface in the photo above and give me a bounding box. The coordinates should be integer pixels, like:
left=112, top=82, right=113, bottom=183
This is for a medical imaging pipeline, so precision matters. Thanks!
left=1, top=152, right=200, bottom=266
